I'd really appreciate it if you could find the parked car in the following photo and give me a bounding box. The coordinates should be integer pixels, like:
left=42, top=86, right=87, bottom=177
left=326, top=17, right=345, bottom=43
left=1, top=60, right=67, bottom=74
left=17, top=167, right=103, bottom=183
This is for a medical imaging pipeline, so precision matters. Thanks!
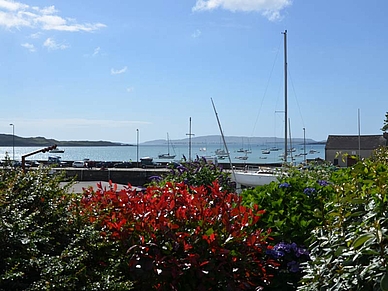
left=72, top=161, right=86, bottom=168
left=140, top=157, right=162, bottom=168
left=48, top=156, right=61, bottom=164
left=114, top=161, right=133, bottom=168
left=96, top=161, right=115, bottom=168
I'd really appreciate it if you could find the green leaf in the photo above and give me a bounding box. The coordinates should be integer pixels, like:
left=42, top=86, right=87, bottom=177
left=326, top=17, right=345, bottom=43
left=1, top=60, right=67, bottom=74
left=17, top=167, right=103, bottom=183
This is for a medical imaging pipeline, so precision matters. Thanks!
left=381, top=272, right=388, bottom=291
left=205, top=228, right=214, bottom=236
left=352, top=233, right=374, bottom=249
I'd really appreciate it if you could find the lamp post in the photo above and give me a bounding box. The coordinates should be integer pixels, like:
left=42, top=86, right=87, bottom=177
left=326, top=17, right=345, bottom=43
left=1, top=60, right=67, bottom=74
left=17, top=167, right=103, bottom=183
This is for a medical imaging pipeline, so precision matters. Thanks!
left=303, top=127, right=306, bottom=164
left=9, top=123, right=14, bottom=162
left=136, top=129, right=139, bottom=168
left=186, top=117, right=194, bottom=162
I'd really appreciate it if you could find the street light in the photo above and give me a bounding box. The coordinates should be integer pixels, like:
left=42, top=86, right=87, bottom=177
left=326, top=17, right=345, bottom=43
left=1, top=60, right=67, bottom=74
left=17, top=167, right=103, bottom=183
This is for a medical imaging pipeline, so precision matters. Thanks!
left=136, top=129, right=139, bottom=168
left=303, top=127, right=306, bottom=164
left=9, top=123, right=14, bottom=162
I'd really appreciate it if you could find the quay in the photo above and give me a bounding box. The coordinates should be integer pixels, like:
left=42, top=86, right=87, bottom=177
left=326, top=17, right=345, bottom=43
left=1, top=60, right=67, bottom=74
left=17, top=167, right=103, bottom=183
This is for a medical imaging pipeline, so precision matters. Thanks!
left=58, top=166, right=169, bottom=187
left=50, top=161, right=282, bottom=187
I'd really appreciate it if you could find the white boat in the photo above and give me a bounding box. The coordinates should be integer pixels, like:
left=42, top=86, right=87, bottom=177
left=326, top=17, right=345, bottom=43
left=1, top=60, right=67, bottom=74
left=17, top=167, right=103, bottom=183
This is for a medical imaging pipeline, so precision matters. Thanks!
left=233, top=168, right=279, bottom=187
left=235, top=155, right=248, bottom=160
left=215, top=148, right=228, bottom=156
left=270, top=147, right=280, bottom=151
left=232, top=30, right=289, bottom=188
left=158, top=133, right=176, bottom=159
left=49, top=148, right=65, bottom=153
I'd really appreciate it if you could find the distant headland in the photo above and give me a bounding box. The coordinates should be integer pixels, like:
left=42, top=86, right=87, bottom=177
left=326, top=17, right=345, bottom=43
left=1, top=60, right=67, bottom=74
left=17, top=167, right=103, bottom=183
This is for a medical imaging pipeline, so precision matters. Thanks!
left=0, top=134, right=326, bottom=147
left=0, top=134, right=134, bottom=147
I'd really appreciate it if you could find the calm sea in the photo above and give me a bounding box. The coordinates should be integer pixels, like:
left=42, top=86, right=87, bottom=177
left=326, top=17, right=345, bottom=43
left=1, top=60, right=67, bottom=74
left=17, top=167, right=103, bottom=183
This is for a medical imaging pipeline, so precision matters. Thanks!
left=0, top=142, right=325, bottom=165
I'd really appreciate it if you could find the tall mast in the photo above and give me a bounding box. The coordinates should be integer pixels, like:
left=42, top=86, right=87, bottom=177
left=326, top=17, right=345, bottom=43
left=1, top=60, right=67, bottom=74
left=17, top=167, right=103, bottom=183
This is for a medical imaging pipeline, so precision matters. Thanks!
left=282, top=30, right=288, bottom=163
left=186, top=117, right=194, bottom=161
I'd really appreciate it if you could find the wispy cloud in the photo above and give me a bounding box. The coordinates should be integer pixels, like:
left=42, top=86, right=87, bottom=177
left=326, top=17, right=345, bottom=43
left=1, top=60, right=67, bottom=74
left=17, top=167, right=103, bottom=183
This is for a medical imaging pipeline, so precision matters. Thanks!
left=0, top=0, right=28, bottom=11
left=0, top=118, right=150, bottom=129
left=111, top=66, right=127, bottom=75
left=0, top=0, right=106, bottom=31
left=126, top=87, right=134, bottom=93
left=192, top=0, right=292, bottom=21
left=191, top=29, right=201, bottom=38
left=92, top=47, right=100, bottom=57
left=43, top=37, right=69, bottom=50
left=21, top=42, right=36, bottom=52
left=29, top=32, right=41, bottom=39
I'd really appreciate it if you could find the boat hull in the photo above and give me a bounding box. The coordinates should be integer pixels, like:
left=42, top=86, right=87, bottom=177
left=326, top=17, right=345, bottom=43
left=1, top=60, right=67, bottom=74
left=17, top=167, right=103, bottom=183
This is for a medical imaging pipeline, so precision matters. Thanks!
left=158, top=154, right=176, bottom=159
left=49, top=149, right=65, bottom=153
left=232, top=170, right=278, bottom=187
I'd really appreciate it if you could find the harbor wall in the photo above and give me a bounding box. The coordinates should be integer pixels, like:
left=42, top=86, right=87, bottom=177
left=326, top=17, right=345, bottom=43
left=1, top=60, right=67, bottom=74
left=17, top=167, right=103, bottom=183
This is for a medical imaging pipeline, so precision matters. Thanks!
left=61, top=168, right=169, bottom=186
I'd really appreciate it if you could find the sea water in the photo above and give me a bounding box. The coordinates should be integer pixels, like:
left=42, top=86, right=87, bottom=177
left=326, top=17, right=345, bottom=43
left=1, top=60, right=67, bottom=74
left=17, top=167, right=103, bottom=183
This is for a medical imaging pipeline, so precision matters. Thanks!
left=0, top=143, right=325, bottom=165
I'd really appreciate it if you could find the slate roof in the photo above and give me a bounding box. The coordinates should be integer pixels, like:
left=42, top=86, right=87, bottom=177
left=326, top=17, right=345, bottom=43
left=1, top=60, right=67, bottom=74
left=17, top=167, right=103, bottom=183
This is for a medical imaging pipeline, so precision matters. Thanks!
left=326, top=135, right=388, bottom=150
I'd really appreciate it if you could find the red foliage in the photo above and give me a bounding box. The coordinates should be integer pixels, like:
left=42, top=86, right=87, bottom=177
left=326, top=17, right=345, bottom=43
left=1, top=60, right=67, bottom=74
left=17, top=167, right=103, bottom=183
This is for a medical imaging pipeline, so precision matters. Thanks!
left=80, top=180, right=278, bottom=290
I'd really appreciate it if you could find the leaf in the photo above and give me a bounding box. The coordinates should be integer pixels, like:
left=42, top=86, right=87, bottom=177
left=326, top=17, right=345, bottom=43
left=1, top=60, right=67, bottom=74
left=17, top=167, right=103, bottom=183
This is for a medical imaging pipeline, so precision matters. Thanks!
left=352, top=233, right=374, bottom=249
left=381, top=272, right=388, bottom=291
left=205, top=228, right=214, bottom=236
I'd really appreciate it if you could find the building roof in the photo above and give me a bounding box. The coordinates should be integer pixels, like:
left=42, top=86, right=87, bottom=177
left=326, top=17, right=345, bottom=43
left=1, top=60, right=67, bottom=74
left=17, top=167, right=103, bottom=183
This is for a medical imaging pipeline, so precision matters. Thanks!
left=326, top=134, right=388, bottom=150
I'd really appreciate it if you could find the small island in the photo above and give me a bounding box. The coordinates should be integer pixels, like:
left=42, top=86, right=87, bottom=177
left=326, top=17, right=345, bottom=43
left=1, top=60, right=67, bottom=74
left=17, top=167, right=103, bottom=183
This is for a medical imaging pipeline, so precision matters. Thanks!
left=0, top=134, right=134, bottom=147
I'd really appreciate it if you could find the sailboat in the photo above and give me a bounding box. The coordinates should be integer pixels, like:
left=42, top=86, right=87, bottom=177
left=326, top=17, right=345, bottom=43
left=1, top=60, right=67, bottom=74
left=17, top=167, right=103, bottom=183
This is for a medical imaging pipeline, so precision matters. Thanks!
left=158, top=133, right=176, bottom=159
left=233, top=30, right=289, bottom=187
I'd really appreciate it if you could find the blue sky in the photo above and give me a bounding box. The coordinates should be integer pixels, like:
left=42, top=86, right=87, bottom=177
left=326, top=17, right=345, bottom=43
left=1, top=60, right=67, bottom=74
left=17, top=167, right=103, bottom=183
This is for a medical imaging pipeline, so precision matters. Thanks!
left=1, top=0, right=387, bottom=144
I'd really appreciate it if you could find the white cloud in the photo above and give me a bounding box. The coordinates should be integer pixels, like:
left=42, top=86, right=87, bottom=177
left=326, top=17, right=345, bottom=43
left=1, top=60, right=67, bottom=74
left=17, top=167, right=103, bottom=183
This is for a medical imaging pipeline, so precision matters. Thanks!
left=21, top=42, right=36, bottom=52
left=33, top=5, right=58, bottom=15
left=111, top=66, right=127, bottom=75
left=0, top=0, right=106, bottom=31
left=0, top=0, right=28, bottom=11
left=192, top=0, right=292, bottom=21
left=126, top=87, right=134, bottom=93
left=30, top=32, right=41, bottom=39
left=43, top=37, right=69, bottom=50
left=1, top=118, right=150, bottom=129
left=92, top=47, right=100, bottom=57
left=191, top=29, right=201, bottom=38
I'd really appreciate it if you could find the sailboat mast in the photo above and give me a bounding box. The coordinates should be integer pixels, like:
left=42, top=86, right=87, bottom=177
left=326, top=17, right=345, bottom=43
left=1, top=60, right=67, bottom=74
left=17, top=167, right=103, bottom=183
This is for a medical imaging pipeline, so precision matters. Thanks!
left=283, top=30, right=288, bottom=164
left=167, top=133, right=170, bottom=155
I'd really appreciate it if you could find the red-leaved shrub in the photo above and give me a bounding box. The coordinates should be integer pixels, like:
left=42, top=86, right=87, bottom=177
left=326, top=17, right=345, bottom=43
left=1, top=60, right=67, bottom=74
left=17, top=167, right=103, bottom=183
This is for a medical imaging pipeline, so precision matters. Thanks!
left=80, top=180, right=278, bottom=290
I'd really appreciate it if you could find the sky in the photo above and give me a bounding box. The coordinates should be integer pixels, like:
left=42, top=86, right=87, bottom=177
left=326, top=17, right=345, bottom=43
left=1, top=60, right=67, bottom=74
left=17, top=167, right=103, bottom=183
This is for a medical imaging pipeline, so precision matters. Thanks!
left=1, top=0, right=388, bottom=144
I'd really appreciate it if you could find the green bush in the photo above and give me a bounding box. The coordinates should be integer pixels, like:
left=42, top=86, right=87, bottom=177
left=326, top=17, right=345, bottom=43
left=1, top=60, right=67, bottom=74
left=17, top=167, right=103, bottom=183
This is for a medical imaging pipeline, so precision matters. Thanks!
left=239, top=162, right=338, bottom=290
left=241, top=163, right=337, bottom=246
left=0, top=167, right=133, bottom=290
left=299, top=147, right=388, bottom=290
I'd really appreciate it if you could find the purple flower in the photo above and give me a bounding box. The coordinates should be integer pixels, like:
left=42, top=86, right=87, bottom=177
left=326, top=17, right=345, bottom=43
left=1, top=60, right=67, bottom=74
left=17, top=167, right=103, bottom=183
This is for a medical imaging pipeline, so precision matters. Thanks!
left=287, top=260, right=300, bottom=273
left=304, top=187, right=316, bottom=195
left=266, top=248, right=285, bottom=259
left=295, top=246, right=310, bottom=258
left=279, top=182, right=291, bottom=188
left=318, top=179, right=329, bottom=186
left=149, top=175, right=162, bottom=182
left=177, top=165, right=188, bottom=174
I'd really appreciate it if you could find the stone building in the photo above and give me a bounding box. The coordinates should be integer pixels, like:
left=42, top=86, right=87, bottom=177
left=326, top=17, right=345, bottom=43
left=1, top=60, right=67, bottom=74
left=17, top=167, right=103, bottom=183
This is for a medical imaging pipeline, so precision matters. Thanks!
left=325, top=133, right=388, bottom=167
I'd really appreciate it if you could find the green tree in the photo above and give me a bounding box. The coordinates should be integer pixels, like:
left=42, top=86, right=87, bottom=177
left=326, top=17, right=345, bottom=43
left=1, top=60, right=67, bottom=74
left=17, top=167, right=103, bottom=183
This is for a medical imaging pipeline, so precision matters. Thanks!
left=381, top=111, right=388, bottom=132
left=0, top=167, right=133, bottom=290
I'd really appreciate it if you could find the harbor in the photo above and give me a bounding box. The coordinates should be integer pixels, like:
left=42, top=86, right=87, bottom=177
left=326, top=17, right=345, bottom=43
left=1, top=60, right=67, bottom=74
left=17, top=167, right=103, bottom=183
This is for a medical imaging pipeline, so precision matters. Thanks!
left=0, top=142, right=325, bottom=166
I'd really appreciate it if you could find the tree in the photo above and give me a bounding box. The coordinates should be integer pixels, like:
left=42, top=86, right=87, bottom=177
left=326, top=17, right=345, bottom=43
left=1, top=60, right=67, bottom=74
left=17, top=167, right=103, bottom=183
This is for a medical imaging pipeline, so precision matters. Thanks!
left=381, top=111, right=388, bottom=132
left=0, top=167, right=133, bottom=290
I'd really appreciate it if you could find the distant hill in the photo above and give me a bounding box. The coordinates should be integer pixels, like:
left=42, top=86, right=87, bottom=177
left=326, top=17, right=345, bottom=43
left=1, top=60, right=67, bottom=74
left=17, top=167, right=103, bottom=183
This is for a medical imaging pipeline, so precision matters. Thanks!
left=0, top=134, right=133, bottom=147
left=0, top=134, right=326, bottom=147
left=143, top=135, right=326, bottom=145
